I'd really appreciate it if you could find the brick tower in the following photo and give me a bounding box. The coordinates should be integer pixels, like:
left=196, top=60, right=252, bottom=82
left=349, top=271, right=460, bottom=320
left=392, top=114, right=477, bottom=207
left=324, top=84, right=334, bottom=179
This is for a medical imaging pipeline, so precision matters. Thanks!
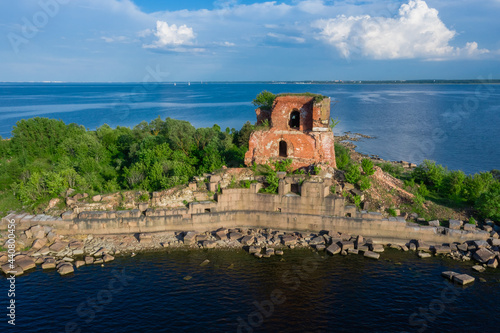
left=244, top=94, right=337, bottom=170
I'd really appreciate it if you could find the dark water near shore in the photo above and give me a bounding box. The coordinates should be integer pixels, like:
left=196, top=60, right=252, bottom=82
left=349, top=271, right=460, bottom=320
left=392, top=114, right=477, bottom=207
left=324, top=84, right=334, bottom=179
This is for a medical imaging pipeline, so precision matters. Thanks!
left=1, top=248, right=499, bottom=332
left=0, top=83, right=499, bottom=174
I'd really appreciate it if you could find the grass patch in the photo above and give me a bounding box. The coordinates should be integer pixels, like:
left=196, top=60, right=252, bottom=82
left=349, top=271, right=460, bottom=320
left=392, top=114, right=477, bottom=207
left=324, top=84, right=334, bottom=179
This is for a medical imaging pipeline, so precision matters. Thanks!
left=0, top=191, right=23, bottom=216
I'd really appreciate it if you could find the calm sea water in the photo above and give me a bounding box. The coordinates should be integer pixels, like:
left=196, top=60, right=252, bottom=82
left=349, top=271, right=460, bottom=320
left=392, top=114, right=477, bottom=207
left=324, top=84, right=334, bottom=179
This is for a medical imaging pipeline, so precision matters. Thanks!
left=0, top=83, right=499, bottom=174
left=1, top=249, right=499, bottom=332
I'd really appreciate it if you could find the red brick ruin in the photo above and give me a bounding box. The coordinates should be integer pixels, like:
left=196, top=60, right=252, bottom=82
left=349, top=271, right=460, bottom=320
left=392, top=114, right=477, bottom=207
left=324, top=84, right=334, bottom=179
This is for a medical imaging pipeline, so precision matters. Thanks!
left=244, top=95, right=337, bottom=169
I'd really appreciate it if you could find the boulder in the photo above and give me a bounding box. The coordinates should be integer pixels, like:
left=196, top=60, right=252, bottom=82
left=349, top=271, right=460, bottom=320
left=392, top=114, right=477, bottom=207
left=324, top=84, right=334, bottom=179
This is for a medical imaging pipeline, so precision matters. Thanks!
left=472, top=265, right=486, bottom=272
left=265, top=248, right=275, bottom=256
left=364, top=251, right=380, bottom=260
left=215, top=229, right=227, bottom=240
left=275, top=250, right=284, bottom=256
left=487, top=258, right=498, bottom=269
left=42, top=259, right=56, bottom=270
left=32, top=238, right=48, bottom=250
left=463, top=224, right=476, bottom=231
left=16, top=257, right=36, bottom=271
left=428, top=220, right=440, bottom=227
left=441, top=271, right=458, bottom=280
left=433, top=245, right=451, bottom=255
left=47, top=232, right=56, bottom=242
left=202, top=240, right=217, bottom=249
left=57, top=264, right=74, bottom=276
left=340, top=241, right=355, bottom=250
left=248, top=246, right=261, bottom=254
left=240, top=236, right=254, bottom=246
left=281, top=235, right=297, bottom=246
left=103, top=254, right=115, bottom=262
left=457, top=243, right=468, bottom=252
left=75, top=261, right=85, bottom=268
left=357, top=244, right=370, bottom=252
left=489, top=238, right=500, bottom=247
left=49, top=241, right=68, bottom=253
left=315, top=244, right=326, bottom=251
left=309, top=236, right=325, bottom=246
left=183, top=231, right=197, bottom=245
left=84, top=256, right=94, bottom=265
left=348, top=249, right=359, bottom=255
left=418, top=252, right=432, bottom=258
left=453, top=274, right=475, bottom=285
left=326, top=243, right=341, bottom=255
left=228, top=232, right=243, bottom=241
left=94, top=258, right=104, bottom=264
left=449, top=219, right=463, bottom=230
left=371, top=244, right=385, bottom=253
left=473, top=248, right=495, bottom=264
left=474, top=240, right=488, bottom=249
left=92, top=195, right=102, bottom=202
left=254, top=253, right=263, bottom=258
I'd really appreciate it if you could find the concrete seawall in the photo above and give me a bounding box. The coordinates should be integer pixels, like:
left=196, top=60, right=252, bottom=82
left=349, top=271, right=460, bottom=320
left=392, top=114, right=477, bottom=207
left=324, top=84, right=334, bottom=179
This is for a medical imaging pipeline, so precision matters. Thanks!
left=1, top=180, right=490, bottom=244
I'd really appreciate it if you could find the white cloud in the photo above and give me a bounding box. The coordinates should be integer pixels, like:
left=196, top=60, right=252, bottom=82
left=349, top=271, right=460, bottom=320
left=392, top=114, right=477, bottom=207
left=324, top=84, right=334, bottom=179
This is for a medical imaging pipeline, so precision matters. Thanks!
left=143, top=20, right=195, bottom=49
left=267, top=33, right=306, bottom=44
left=313, top=0, right=489, bottom=59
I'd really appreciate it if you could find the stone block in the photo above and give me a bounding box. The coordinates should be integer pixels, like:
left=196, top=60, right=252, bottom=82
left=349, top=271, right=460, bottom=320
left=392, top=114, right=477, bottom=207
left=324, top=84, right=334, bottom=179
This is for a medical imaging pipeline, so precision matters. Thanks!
left=340, top=241, right=354, bottom=250
left=103, top=254, right=115, bottom=262
left=364, top=251, right=380, bottom=260
left=309, top=236, right=325, bottom=245
left=228, top=232, right=243, bottom=241
left=428, top=220, right=440, bottom=227
left=32, top=238, right=48, bottom=250
left=281, top=235, right=297, bottom=246
left=441, top=271, right=458, bottom=280
left=454, top=274, right=475, bottom=285
left=473, top=248, right=495, bottom=263
left=449, top=219, right=463, bottom=230
left=202, top=240, right=217, bottom=249
left=240, top=236, right=254, bottom=246
left=49, top=241, right=68, bottom=253
left=472, top=265, right=485, bottom=272
left=371, top=244, right=384, bottom=253
left=16, top=257, right=36, bottom=271
left=58, top=264, right=74, bottom=276
left=463, top=224, right=476, bottom=231
left=183, top=231, right=197, bottom=245
left=487, top=258, right=498, bottom=269
left=326, top=243, right=341, bottom=255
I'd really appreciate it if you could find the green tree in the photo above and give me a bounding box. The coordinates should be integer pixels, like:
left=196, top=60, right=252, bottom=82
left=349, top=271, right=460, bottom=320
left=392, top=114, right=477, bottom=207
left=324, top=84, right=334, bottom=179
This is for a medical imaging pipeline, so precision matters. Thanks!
left=252, top=91, right=276, bottom=110
left=475, top=182, right=500, bottom=221
left=345, top=164, right=361, bottom=184
left=361, top=158, right=375, bottom=176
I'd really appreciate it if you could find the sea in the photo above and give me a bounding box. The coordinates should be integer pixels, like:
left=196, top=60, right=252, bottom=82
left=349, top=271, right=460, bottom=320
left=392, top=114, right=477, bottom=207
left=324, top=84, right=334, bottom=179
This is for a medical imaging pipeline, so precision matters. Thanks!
left=0, top=82, right=499, bottom=174
left=1, top=83, right=500, bottom=332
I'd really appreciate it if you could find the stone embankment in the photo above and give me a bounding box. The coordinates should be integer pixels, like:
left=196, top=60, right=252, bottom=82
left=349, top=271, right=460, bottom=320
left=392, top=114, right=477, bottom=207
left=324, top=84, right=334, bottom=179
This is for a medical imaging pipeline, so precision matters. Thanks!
left=2, top=222, right=499, bottom=280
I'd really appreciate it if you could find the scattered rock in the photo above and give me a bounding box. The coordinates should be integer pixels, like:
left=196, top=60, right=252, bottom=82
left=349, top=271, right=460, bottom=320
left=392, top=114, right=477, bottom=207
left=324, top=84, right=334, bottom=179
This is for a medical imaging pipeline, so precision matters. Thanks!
left=472, top=265, right=486, bottom=272
left=449, top=219, right=463, bottom=230
left=473, top=248, right=495, bottom=264
left=441, top=271, right=458, bottom=280
left=364, top=251, right=380, bottom=260
left=454, top=274, right=475, bottom=285
left=326, top=243, right=341, bottom=255
left=75, top=261, right=85, bottom=268
left=103, top=254, right=115, bottom=262
left=57, top=264, right=74, bottom=276
left=200, top=259, right=210, bottom=267
left=418, top=252, right=432, bottom=258
left=85, top=256, right=94, bottom=265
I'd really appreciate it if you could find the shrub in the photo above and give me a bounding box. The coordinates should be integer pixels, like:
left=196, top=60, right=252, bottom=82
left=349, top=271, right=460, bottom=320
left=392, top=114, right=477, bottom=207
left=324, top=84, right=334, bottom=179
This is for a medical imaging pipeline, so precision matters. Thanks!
left=262, top=171, right=279, bottom=193
left=412, top=160, right=447, bottom=190
left=361, top=158, right=375, bottom=176
left=313, top=165, right=322, bottom=175
left=334, top=143, right=350, bottom=170
left=252, top=91, right=276, bottom=110
left=377, top=162, right=405, bottom=178
left=274, top=159, right=292, bottom=173
left=358, top=176, right=371, bottom=191
left=469, top=217, right=476, bottom=225
left=138, top=193, right=149, bottom=202
left=387, top=208, right=397, bottom=217
left=345, top=164, right=361, bottom=184
left=475, top=182, right=500, bottom=221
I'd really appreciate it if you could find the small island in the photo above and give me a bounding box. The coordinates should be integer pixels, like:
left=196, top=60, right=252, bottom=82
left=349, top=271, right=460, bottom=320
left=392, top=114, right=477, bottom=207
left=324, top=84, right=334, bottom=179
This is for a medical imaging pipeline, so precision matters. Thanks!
left=1, top=92, right=499, bottom=281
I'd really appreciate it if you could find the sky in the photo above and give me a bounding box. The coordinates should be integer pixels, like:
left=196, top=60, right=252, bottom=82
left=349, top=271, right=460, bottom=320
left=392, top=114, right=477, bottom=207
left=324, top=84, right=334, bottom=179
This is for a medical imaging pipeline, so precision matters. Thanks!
left=0, top=0, right=499, bottom=82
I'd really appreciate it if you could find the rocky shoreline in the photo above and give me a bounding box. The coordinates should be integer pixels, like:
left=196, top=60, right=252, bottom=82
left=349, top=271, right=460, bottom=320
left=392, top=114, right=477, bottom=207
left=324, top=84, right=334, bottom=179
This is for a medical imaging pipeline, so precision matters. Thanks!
left=2, top=222, right=499, bottom=285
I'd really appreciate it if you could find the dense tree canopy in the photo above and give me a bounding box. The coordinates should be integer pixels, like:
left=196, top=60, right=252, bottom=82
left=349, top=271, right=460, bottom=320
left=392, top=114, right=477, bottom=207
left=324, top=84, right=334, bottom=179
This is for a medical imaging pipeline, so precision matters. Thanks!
left=0, top=116, right=251, bottom=213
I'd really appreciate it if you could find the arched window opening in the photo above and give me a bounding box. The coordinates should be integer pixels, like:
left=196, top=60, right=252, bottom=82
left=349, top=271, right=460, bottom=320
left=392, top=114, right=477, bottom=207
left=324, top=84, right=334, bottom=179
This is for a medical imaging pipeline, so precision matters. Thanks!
left=289, top=111, right=300, bottom=129
left=279, top=141, right=287, bottom=157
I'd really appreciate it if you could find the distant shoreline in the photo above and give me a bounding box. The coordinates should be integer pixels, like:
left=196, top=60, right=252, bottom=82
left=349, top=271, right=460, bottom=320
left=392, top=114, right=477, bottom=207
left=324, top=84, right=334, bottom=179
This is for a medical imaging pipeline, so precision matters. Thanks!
left=1, top=80, right=499, bottom=85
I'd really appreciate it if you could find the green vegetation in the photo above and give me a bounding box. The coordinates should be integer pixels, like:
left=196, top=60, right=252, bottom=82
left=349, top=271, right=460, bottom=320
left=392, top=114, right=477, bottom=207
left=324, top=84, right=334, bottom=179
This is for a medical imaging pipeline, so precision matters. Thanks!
left=358, top=176, right=371, bottom=191
left=334, top=143, right=350, bottom=171
left=405, top=159, right=500, bottom=221
left=276, top=92, right=327, bottom=103
left=386, top=208, right=397, bottom=217
left=329, top=117, right=340, bottom=130
left=345, top=164, right=361, bottom=184
left=361, top=158, right=375, bottom=176
left=469, top=216, right=476, bottom=225
left=252, top=91, right=276, bottom=110
left=0, top=116, right=251, bottom=214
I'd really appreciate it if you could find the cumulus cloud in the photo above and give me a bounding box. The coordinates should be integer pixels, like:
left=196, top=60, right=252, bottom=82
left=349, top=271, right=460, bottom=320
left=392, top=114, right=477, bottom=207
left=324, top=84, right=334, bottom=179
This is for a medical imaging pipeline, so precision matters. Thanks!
left=143, top=20, right=195, bottom=49
left=313, top=0, right=489, bottom=59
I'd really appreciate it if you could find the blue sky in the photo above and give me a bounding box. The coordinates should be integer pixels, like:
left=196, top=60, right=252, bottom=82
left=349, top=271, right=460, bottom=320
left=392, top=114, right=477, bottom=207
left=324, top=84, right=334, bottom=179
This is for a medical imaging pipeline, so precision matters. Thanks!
left=1, top=0, right=499, bottom=82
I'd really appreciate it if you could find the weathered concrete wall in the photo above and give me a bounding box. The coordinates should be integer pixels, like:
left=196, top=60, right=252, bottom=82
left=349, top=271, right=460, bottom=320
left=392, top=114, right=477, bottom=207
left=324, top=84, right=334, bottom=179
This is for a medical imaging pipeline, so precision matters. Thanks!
left=3, top=175, right=489, bottom=245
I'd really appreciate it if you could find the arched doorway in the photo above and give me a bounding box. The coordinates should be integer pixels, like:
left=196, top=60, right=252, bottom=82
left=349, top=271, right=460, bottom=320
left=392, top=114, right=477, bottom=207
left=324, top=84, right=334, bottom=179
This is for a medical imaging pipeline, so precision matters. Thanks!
left=279, top=140, right=287, bottom=157
left=289, top=110, right=300, bottom=129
